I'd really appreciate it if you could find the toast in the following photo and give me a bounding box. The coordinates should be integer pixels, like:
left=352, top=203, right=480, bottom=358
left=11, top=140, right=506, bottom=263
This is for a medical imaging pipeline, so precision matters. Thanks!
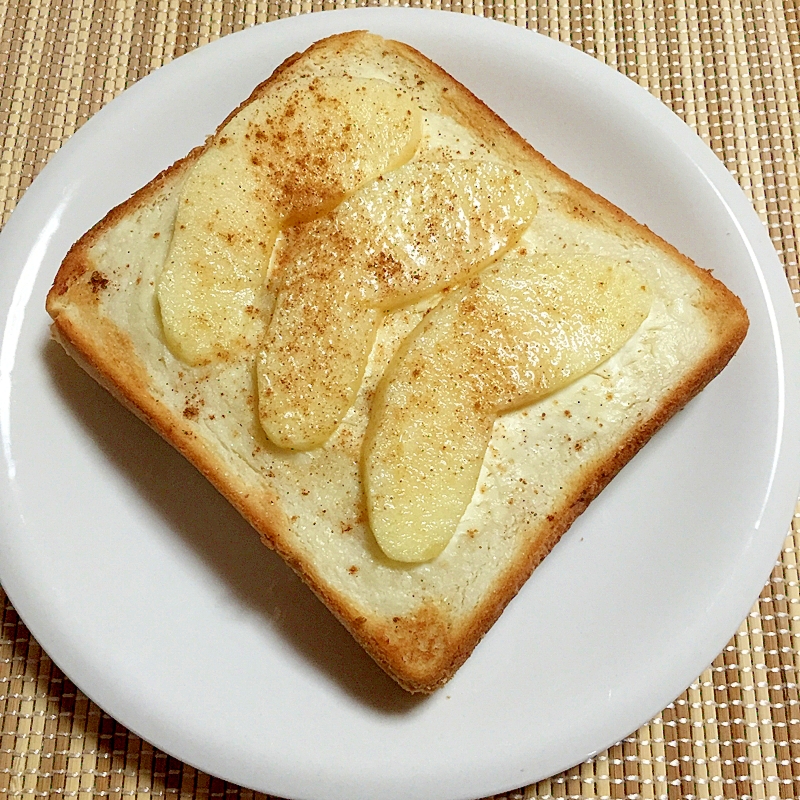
left=46, top=31, right=749, bottom=693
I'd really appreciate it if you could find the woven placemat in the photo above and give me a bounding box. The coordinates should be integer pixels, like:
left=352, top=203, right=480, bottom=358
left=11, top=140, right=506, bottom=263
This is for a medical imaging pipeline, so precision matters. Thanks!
left=1, top=0, right=799, bottom=797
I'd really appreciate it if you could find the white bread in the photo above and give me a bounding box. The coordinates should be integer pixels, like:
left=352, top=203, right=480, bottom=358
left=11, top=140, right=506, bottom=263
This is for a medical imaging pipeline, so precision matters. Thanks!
left=46, top=31, right=749, bottom=693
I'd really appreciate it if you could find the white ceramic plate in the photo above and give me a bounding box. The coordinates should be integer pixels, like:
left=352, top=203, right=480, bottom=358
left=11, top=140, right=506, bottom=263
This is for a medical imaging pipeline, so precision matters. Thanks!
left=1, top=9, right=799, bottom=800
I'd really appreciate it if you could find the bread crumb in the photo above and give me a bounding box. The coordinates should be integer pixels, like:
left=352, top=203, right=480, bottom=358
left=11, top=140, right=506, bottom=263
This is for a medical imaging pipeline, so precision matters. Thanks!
left=89, top=271, right=109, bottom=294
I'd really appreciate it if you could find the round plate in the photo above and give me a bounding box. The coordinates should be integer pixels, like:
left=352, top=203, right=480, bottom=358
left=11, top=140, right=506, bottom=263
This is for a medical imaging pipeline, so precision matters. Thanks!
left=1, top=9, right=799, bottom=800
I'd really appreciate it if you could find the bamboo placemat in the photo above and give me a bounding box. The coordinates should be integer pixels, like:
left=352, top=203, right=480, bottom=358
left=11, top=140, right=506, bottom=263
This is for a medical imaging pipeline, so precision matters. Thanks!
left=1, top=0, right=799, bottom=797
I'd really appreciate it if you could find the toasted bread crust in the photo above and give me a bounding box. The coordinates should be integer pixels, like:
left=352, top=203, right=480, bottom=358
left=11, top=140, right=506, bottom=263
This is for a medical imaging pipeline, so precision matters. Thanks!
left=46, top=32, right=749, bottom=693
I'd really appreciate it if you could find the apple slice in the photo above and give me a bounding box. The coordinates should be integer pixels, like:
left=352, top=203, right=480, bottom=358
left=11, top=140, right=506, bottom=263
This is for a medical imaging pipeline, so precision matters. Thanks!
left=363, top=251, right=652, bottom=562
left=257, top=159, right=538, bottom=450
left=158, top=76, right=423, bottom=365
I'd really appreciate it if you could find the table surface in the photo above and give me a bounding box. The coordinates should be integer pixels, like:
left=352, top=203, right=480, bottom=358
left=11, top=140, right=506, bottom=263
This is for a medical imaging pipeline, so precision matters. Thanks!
left=1, top=0, right=799, bottom=798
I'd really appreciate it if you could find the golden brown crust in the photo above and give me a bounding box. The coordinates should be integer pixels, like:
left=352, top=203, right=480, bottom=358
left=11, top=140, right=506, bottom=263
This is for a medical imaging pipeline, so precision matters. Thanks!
left=46, top=31, right=749, bottom=694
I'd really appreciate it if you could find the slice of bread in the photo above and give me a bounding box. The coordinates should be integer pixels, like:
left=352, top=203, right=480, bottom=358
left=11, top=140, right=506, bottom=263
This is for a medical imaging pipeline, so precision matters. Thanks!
left=46, top=31, right=749, bottom=693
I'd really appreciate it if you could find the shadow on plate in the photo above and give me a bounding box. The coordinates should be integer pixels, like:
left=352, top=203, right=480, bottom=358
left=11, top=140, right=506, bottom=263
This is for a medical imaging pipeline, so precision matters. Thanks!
left=44, top=338, right=425, bottom=714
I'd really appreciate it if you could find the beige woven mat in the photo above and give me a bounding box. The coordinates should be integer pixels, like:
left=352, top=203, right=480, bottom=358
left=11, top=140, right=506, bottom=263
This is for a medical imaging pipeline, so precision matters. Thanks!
left=1, top=0, right=799, bottom=797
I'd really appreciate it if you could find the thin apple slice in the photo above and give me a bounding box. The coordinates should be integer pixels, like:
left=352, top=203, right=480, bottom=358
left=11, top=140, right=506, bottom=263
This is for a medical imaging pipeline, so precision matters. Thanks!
left=359, top=160, right=537, bottom=307
left=257, top=159, right=538, bottom=450
left=157, top=144, right=276, bottom=364
left=364, top=251, right=652, bottom=562
left=257, top=226, right=381, bottom=449
left=158, top=76, right=423, bottom=365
